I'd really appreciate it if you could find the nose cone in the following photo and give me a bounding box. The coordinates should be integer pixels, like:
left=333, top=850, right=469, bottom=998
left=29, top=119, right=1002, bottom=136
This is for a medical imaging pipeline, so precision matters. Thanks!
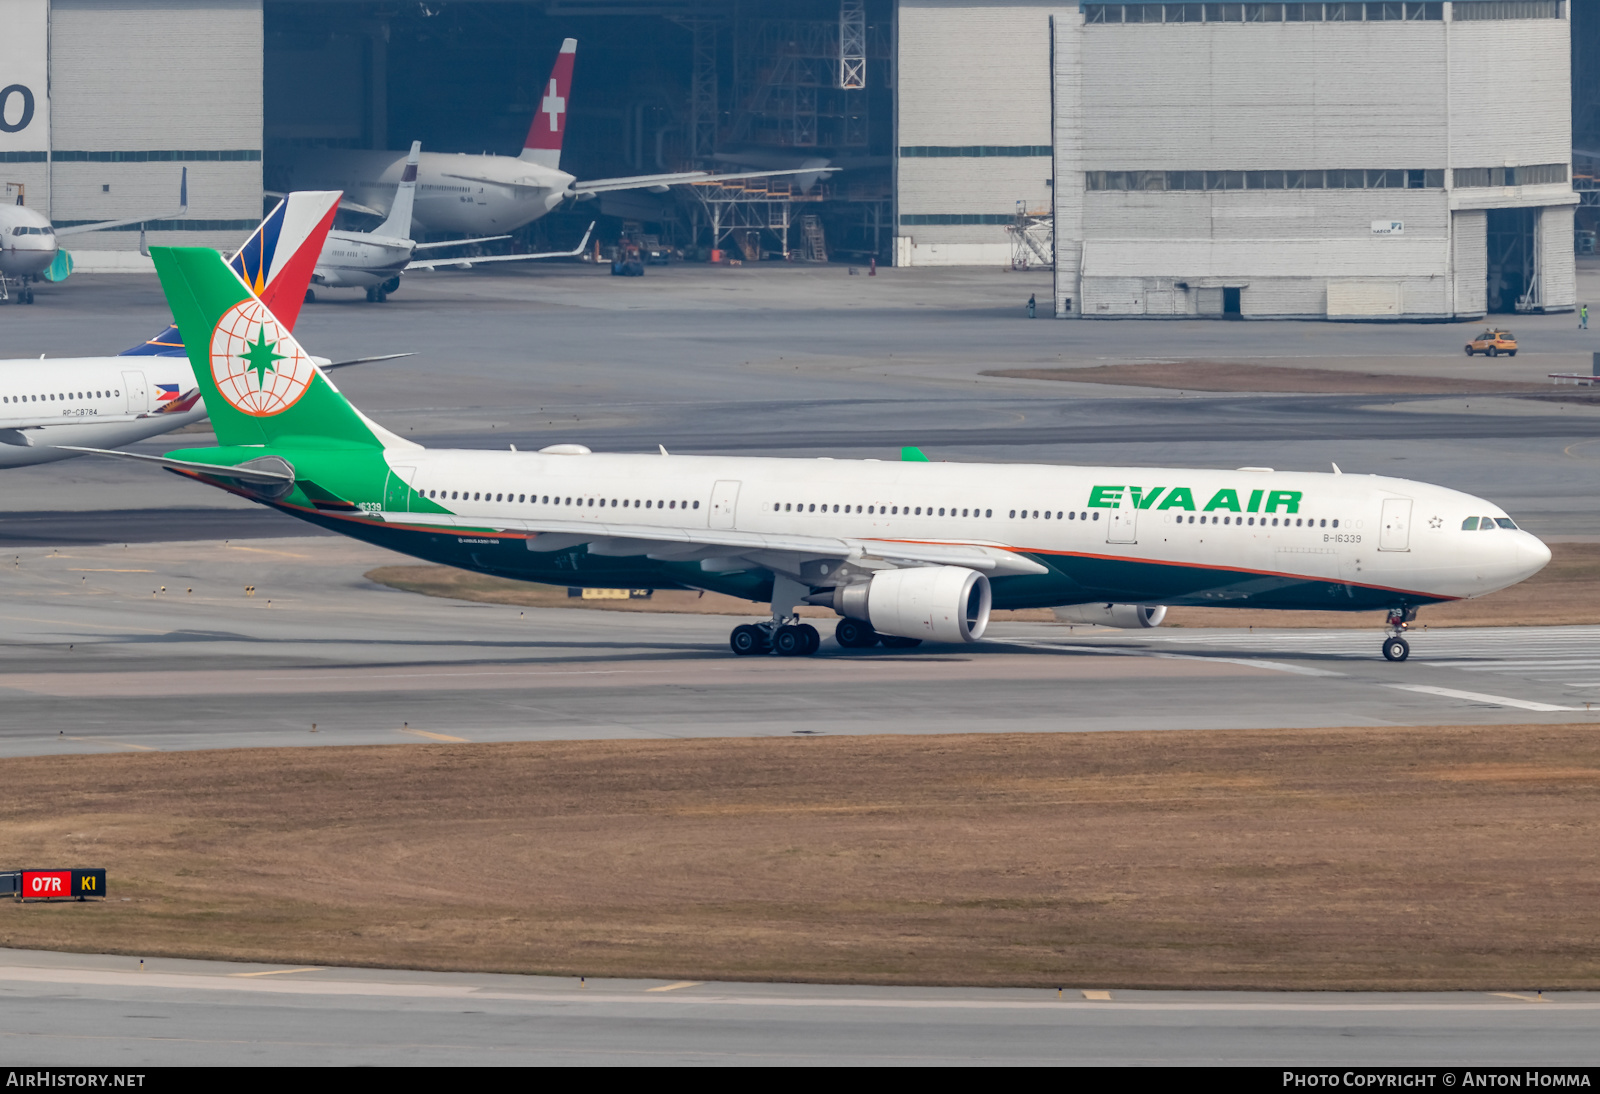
left=1514, top=532, right=1553, bottom=581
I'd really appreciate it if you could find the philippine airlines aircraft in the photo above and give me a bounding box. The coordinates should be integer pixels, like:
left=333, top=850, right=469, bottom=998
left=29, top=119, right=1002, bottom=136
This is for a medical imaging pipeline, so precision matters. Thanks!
left=0, top=170, right=189, bottom=304
left=0, top=192, right=339, bottom=468
left=74, top=246, right=1552, bottom=663
left=270, top=39, right=833, bottom=237
left=308, top=141, right=594, bottom=302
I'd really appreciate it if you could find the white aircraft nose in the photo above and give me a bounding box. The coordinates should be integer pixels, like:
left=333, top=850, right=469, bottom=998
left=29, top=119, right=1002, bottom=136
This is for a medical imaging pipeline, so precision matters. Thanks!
left=1513, top=531, right=1553, bottom=581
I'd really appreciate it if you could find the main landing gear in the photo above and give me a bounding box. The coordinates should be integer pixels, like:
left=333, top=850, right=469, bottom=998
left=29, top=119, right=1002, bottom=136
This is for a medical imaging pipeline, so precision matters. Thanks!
left=1382, top=606, right=1418, bottom=662
left=729, top=620, right=819, bottom=657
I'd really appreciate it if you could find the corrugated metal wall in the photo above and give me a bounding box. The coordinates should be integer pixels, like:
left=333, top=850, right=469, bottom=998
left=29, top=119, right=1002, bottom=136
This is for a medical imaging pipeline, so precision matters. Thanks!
left=895, top=0, right=1058, bottom=266
left=50, top=0, right=263, bottom=254
left=1539, top=204, right=1577, bottom=310
left=1052, top=7, right=1575, bottom=319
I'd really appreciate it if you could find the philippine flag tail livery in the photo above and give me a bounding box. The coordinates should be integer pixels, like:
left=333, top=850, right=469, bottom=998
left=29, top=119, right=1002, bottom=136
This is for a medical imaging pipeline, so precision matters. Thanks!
left=520, top=38, right=576, bottom=169
left=150, top=246, right=379, bottom=450
left=122, top=191, right=341, bottom=357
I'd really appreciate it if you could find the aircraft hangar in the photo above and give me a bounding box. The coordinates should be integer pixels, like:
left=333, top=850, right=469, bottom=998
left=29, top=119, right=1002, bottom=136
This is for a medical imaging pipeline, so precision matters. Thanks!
left=0, top=0, right=1585, bottom=318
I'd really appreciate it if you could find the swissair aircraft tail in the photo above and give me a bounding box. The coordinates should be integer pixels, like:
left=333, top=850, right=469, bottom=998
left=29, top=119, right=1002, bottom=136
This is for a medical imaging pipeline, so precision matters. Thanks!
left=520, top=38, right=575, bottom=170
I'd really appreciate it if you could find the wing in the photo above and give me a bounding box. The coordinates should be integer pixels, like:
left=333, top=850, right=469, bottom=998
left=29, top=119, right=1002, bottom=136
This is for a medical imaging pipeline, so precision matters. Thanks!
left=361, top=510, right=1048, bottom=577
left=407, top=223, right=593, bottom=270
left=569, top=166, right=838, bottom=197
left=411, top=235, right=511, bottom=252
left=55, top=168, right=188, bottom=236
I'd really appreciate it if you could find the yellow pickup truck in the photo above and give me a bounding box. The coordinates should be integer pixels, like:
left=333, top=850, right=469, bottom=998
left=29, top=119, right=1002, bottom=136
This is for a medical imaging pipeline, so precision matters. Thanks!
left=1464, top=329, right=1517, bottom=357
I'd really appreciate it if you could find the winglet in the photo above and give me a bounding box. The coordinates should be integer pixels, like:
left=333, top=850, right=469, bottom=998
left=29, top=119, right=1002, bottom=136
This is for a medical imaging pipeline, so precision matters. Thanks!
left=521, top=38, right=576, bottom=169
left=901, top=446, right=930, bottom=462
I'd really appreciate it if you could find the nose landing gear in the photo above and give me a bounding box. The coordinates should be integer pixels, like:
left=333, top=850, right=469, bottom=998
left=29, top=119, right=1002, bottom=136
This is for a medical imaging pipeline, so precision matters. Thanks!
left=1382, top=606, right=1418, bottom=662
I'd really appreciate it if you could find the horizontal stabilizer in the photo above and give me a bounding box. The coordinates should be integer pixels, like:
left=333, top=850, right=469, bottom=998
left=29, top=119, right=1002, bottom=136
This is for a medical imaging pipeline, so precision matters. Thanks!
left=54, top=447, right=296, bottom=484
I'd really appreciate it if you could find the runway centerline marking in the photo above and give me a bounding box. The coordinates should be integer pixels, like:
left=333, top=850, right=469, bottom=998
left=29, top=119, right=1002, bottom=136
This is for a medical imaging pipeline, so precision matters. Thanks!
left=1488, top=992, right=1549, bottom=1003
left=399, top=729, right=470, bottom=743
left=64, top=569, right=154, bottom=573
left=1387, top=684, right=1581, bottom=713
left=646, top=981, right=704, bottom=992
left=1005, top=640, right=1345, bottom=678
left=61, top=736, right=157, bottom=751
left=230, top=968, right=325, bottom=978
left=1081, top=990, right=1112, bottom=1001
left=7, top=966, right=1600, bottom=1012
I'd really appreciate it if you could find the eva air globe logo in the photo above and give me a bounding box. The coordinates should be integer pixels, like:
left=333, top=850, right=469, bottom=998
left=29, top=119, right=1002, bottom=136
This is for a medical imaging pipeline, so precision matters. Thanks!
left=209, top=299, right=314, bottom=416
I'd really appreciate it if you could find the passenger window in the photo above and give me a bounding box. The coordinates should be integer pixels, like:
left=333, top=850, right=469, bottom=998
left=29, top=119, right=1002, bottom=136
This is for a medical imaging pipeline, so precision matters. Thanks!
left=1009, top=510, right=1016, bottom=519
left=670, top=501, right=677, bottom=509
left=985, top=509, right=993, bottom=518
left=891, top=507, right=898, bottom=515
left=868, top=506, right=874, bottom=514
left=1332, top=519, right=1338, bottom=528
left=694, top=501, right=700, bottom=509
left=1092, top=512, right=1099, bottom=521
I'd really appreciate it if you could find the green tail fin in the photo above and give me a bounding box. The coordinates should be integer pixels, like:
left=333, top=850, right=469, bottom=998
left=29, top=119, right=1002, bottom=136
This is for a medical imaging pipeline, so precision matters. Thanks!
left=900, top=445, right=930, bottom=462
left=151, top=246, right=381, bottom=449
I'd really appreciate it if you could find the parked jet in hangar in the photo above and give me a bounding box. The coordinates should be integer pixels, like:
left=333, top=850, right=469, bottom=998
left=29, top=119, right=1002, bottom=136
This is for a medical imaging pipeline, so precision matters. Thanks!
left=308, top=141, right=594, bottom=303
left=0, top=170, right=189, bottom=304
left=0, top=191, right=345, bottom=467
left=68, top=244, right=1553, bottom=663
left=269, top=39, right=833, bottom=238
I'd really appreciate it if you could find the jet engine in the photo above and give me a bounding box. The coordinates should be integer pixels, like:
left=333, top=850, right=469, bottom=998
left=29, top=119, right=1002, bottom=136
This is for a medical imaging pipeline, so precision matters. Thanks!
left=821, top=566, right=992, bottom=643
left=1054, top=603, right=1168, bottom=629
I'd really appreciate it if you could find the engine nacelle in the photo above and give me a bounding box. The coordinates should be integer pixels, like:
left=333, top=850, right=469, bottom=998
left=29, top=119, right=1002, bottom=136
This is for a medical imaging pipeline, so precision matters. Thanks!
left=827, top=566, right=992, bottom=643
left=1054, top=603, right=1167, bottom=629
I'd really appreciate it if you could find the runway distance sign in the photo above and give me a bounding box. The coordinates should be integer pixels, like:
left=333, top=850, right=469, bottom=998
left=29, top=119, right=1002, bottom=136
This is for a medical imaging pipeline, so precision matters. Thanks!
left=18, top=869, right=106, bottom=901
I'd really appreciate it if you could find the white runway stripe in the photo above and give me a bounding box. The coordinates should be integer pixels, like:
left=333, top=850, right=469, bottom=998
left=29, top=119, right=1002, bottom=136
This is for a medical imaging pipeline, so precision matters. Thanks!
left=1387, top=684, right=1581, bottom=713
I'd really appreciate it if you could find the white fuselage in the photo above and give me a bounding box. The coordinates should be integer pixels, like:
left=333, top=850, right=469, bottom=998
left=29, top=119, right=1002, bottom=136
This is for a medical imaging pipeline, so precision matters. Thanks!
left=273, top=149, right=570, bottom=236
left=0, top=356, right=205, bottom=467
left=314, top=229, right=415, bottom=290
left=382, top=451, right=1550, bottom=606
left=0, top=205, right=58, bottom=279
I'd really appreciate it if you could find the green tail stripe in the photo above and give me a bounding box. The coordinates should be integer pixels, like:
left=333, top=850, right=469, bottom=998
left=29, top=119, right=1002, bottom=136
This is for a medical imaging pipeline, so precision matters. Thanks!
left=901, top=446, right=930, bottom=463
left=151, top=246, right=381, bottom=450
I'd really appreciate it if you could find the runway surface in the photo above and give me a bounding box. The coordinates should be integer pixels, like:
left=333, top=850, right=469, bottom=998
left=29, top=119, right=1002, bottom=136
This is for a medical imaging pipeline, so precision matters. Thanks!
left=3, top=949, right=1596, bottom=1066
left=2, top=535, right=1595, bottom=757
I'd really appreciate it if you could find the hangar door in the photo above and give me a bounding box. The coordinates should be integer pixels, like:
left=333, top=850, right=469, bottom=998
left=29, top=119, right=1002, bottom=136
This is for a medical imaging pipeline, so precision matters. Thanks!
left=1379, top=498, right=1412, bottom=552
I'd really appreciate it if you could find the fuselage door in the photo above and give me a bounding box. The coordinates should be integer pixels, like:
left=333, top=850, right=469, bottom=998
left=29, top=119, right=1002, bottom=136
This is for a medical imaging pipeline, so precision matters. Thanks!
left=384, top=466, right=417, bottom=513
left=1106, top=505, right=1137, bottom=544
left=121, top=371, right=148, bottom=414
left=709, top=479, right=741, bottom=529
left=1379, top=497, right=1412, bottom=552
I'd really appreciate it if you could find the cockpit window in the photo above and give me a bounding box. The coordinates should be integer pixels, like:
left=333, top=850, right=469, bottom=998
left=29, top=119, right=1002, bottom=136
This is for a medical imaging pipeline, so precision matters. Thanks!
left=1495, top=517, right=1517, bottom=530
left=1461, top=517, right=1479, bottom=530
left=1479, top=516, right=1496, bottom=530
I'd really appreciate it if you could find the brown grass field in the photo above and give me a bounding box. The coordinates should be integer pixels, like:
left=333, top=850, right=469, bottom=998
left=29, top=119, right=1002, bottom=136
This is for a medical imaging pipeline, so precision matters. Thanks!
left=366, top=543, right=1600, bottom=630
left=5, top=727, right=1599, bottom=990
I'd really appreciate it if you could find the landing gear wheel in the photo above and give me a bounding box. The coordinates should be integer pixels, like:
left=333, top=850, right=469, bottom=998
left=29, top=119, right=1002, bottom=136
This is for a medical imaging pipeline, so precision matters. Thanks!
left=365, top=286, right=379, bottom=303
left=730, top=624, right=768, bottom=657
left=304, top=289, right=316, bottom=303
left=774, top=624, right=816, bottom=657
left=22, top=288, right=33, bottom=304
left=835, top=618, right=879, bottom=649
left=879, top=634, right=923, bottom=649
left=376, top=289, right=388, bottom=303
left=1383, top=636, right=1410, bottom=662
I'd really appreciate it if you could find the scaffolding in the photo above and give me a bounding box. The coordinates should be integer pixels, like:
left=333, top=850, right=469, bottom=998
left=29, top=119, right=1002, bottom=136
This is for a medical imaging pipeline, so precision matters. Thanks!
left=839, top=0, right=866, bottom=90
left=1006, top=203, right=1054, bottom=270
left=689, top=175, right=825, bottom=260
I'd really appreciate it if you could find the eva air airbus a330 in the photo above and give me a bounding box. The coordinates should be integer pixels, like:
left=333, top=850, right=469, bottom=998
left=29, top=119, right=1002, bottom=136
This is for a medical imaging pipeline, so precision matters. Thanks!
left=71, top=247, right=1551, bottom=662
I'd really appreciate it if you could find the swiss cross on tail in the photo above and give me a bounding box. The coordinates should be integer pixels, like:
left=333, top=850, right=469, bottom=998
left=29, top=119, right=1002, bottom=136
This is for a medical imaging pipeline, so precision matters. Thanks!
left=521, top=38, right=576, bottom=169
